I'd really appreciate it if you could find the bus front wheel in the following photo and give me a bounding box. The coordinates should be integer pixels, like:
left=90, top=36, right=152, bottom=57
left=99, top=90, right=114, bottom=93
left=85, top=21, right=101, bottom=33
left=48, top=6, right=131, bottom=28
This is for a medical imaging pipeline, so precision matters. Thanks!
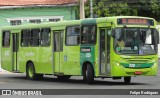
left=26, top=63, right=43, bottom=80
left=83, top=64, right=94, bottom=84
left=124, top=77, right=131, bottom=84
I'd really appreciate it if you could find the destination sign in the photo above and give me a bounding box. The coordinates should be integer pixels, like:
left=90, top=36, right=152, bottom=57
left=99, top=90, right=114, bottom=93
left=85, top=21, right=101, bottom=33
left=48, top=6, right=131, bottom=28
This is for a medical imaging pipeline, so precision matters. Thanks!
left=117, top=18, right=154, bottom=26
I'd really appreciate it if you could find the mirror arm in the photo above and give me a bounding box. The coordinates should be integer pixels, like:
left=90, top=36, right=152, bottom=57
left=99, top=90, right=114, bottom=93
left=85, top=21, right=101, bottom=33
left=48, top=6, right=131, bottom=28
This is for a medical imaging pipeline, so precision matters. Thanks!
left=157, top=30, right=159, bottom=44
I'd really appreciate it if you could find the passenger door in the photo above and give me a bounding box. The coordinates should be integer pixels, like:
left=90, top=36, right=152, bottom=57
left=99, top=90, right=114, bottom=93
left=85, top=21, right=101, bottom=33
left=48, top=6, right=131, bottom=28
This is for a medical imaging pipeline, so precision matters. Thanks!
left=99, top=28, right=111, bottom=75
left=12, top=33, right=19, bottom=71
left=53, top=31, right=64, bottom=74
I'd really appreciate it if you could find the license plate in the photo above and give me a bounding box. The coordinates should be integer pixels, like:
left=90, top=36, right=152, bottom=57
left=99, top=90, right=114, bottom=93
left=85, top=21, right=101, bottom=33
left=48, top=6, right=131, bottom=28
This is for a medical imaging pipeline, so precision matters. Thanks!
left=134, top=71, right=142, bottom=75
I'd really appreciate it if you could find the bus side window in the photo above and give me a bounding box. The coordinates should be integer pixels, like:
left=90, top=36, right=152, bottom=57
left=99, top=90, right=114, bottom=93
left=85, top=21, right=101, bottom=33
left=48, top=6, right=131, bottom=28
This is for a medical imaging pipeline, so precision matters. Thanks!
left=54, top=32, right=59, bottom=51
left=2, top=31, right=10, bottom=47
left=66, top=25, right=80, bottom=45
left=30, top=29, right=40, bottom=46
left=41, top=28, right=51, bottom=46
left=21, top=29, right=30, bottom=47
left=81, top=25, right=96, bottom=44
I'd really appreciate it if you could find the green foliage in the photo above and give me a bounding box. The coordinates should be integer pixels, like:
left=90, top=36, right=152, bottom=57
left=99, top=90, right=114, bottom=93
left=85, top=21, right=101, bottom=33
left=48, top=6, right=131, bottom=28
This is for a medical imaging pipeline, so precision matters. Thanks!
left=75, top=0, right=160, bottom=21
left=136, top=0, right=159, bottom=19
left=85, top=0, right=132, bottom=18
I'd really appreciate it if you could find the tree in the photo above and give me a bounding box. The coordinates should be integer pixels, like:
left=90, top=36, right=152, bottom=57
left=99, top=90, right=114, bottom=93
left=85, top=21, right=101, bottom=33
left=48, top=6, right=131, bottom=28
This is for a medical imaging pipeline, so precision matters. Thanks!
left=75, top=0, right=160, bottom=21
left=84, top=0, right=136, bottom=18
left=131, top=0, right=160, bottom=21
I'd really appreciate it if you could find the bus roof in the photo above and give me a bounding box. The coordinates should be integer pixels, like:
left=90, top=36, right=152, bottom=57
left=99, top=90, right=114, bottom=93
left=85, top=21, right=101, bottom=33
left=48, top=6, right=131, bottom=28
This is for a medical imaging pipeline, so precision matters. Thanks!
left=81, top=16, right=156, bottom=25
left=1, top=19, right=81, bottom=30
left=1, top=16, right=156, bottom=31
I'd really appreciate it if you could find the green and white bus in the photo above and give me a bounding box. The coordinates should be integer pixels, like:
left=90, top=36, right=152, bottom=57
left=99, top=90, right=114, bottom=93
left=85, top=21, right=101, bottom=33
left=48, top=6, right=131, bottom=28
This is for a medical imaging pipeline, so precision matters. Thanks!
left=1, top=16, right=159, bottom=84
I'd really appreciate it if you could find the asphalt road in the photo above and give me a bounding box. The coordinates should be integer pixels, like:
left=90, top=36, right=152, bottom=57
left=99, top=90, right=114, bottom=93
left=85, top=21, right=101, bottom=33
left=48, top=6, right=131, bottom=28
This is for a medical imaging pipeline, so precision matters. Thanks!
left=0, top=72, right=160, bottom=89
left=0, top=62, right=160, bottom=98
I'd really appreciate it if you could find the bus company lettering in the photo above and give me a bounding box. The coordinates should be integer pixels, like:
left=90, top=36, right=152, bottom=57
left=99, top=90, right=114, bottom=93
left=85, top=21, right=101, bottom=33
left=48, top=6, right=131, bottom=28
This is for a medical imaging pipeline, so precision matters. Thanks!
left=4, top=51, right=9, bottom=56
left=25, top=52, right=34, bottom=56
left=81, top=48, right=91, bottom=52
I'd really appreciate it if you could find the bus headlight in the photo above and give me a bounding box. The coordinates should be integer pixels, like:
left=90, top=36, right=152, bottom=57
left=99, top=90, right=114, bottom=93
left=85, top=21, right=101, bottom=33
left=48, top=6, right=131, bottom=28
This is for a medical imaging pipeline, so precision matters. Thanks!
left=114, top=62, right=120, bottom=66
left=152, top=59, right=156, bottom=62
left=114, top=62, right=124, bottom=68
left=116, top=63, right=120, bottom=66
left=151, top=63, right=157, bottom=68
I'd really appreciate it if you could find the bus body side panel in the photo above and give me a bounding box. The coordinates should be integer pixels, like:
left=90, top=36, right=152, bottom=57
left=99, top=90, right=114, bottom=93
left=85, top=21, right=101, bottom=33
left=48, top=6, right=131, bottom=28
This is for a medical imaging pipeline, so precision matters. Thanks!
left=18, top=28, right=53, bottom=74
left=1, top=47, right=12, bottom=72
left=39, top=46, right=52, bottom=74
left=18, top=47, right=40, bottom=73
left=80, top=46, right=95, bottom=74
left=63, top=46, right=80, bottom=75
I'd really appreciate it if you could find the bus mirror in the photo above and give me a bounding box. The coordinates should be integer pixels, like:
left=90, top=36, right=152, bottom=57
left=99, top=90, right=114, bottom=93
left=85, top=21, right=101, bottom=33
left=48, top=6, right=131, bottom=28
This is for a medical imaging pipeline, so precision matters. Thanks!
left=152, top=29, right=159, bottom=45
left=156, top=29, right=159, bottom=44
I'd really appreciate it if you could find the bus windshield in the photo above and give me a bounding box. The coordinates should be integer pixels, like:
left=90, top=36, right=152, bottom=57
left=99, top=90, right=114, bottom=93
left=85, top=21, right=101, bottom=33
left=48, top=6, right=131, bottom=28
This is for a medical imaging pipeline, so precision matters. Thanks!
left=114, top=27, right=158, bottom=55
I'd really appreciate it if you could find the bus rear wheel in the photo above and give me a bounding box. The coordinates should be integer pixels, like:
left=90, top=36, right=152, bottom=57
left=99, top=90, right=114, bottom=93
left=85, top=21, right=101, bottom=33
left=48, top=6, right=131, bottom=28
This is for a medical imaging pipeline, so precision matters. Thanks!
left=124, top=77, right=131, bottom=84
left=26, top=63, right=43, bottom=80
left=83, top=64, right=94, bottom=84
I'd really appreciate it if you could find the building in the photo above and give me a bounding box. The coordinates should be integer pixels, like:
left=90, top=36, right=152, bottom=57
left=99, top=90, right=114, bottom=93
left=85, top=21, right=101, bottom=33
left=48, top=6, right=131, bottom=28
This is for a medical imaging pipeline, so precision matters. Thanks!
left=0, top=0, right=78, bottom=27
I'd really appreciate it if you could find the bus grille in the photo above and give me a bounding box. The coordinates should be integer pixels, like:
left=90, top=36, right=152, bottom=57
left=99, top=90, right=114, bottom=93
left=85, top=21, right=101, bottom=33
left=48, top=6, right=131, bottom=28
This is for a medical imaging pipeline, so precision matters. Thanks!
left=124, top=58, right=151, bottom=63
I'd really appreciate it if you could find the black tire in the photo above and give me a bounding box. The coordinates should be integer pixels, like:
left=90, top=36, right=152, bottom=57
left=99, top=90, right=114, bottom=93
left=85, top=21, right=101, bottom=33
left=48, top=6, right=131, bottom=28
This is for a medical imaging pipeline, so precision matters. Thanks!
left=36, top=74, right=44, bottom=80
left=85, top=64, right=94, bottom=84
left=124, top=77, right=131, bottom=84
left=26, top=63, right=43, bottom=80
left=83, top=74, right=87, bottom=82
left=57, top=75, right=71, bottom=80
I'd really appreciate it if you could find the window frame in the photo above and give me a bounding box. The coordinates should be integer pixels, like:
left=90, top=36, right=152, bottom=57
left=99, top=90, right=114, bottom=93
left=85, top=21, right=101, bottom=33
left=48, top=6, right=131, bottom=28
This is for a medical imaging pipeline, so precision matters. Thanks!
left=2, top=31, right=10, bottom=47
left=81, top=25, right=97, bottom=45
left=21, top=29, right=30, bottom=47
left=53, top=30, right=64, bottom=52
left=65, top=25, right=81, bottom=46
left=10, top=20, right=21, bottom=26
left=29, top=19, right=41, bottom=24
left=40, top=28, right=51, bottom=47
left=30, top=29, right=40, bottom=47
left=49, top=18, right=60, bottom=22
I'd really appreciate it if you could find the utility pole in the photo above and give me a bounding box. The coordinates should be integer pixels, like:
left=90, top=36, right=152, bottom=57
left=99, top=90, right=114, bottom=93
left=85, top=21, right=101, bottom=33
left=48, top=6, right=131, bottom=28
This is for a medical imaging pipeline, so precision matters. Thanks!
left=80, top=0, right=85, bottom=19
left=90, top=0, right=93, bottom=18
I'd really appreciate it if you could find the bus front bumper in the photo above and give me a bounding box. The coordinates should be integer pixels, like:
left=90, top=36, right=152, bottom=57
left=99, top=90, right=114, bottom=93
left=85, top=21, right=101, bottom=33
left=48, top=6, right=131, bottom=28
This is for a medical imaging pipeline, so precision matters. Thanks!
left=111, top=63, right=158, bottom=77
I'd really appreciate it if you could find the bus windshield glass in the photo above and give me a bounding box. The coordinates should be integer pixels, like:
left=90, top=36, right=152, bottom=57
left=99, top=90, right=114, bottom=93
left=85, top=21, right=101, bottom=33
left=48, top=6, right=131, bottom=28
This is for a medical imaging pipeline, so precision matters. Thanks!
left=114, top=27, right=157, bottom=55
